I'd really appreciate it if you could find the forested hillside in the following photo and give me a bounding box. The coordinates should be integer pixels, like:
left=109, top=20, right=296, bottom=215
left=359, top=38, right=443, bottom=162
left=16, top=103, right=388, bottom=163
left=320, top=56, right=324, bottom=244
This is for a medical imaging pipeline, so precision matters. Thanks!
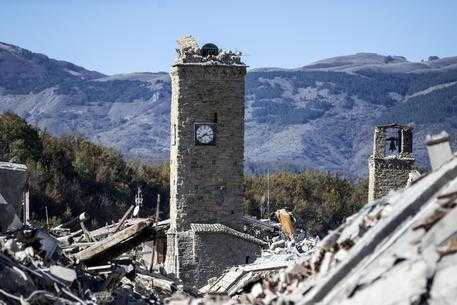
left=0, top=114, right=367, bottom=234
left=0, top=113, right=169, bottom=227
left=243, top=172, right=367, bottom=237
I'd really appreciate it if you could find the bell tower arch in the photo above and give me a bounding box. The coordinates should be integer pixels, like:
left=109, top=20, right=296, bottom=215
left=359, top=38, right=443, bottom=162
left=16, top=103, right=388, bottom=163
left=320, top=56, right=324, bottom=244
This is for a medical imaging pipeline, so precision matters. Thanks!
left=368, top=124, right=415, bottom=201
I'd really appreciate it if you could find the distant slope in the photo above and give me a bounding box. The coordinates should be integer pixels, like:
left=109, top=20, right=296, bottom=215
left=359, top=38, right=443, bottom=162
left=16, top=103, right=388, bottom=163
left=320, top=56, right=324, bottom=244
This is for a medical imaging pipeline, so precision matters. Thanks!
left=1, top=42, right=457, bottom=177
left=0, top=42, right=104, bottom=94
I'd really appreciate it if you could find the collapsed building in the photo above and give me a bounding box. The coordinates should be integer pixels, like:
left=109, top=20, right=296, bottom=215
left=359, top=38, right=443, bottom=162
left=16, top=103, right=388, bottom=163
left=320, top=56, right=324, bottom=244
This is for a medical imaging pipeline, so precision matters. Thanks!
left=0, top=163, right=189, bottom=304
left=170, top=130, right=457, bottom=305
left=1, top=36, right=457, bottom=305
left=0, top=36, right=273, bottom=305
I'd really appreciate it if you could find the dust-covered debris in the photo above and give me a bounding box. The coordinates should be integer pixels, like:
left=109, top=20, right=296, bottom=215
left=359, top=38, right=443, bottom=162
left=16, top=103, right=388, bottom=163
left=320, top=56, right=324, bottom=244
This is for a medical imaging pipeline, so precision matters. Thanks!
left=173, top=35, right=243, bottom=66
left=0, top=215, right=192, bottom=305
left=167, top=133, right=457, bottom=305
left=3, top=131, right=457, bottom=305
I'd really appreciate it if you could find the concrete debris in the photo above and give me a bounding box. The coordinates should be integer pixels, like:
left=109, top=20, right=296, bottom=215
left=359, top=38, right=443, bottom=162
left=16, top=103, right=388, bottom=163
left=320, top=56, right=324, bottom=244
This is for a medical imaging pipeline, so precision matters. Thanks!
left=49, top=265, right=77, bottom=283
left=252, top=233, right=319, bottom=267
left=406, top=169, right=422, bottom=187
left=167, top=137, right=457, bottom=305
left=2, top=134, right=457, bottom=305
left=0, top=215, right=193, bottom=305
left=437, top=238, right=457, bottom=256
left=242, top=216, right=280, bottom=242
left=173, top=35, right=243, bottom=66
left=269, top=239, right=285, bottom=251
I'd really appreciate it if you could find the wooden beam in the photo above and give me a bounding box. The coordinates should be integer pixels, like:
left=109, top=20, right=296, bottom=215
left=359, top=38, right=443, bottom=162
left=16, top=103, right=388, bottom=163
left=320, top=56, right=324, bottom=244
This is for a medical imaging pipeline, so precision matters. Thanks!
left=74, top=219, right=155, bottom=265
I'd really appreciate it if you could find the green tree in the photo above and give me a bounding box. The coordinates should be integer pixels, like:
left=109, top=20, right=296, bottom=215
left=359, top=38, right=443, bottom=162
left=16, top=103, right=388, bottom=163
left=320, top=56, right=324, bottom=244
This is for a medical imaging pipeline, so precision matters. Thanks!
left=243, top=171, right=367, bottom=236
left=0, top=112, right=42, bottom=162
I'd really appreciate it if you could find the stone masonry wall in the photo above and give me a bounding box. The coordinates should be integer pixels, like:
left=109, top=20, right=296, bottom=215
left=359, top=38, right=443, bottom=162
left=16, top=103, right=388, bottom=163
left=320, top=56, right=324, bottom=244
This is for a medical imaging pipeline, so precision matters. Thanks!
left=169, top=64, right=246, bottom=232
left=165, top=40, right=262, bottom=287
left=368, top=125, right=414, bottom=202
left=368, top=157, right=414, bottom=202
left=178, top=231, right=262, bottom=288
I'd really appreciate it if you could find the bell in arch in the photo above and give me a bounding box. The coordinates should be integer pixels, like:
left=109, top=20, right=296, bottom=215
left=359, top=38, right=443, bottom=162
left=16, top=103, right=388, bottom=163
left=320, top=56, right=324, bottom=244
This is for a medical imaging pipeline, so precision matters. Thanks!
left=386, top=136, right=398, bottom=152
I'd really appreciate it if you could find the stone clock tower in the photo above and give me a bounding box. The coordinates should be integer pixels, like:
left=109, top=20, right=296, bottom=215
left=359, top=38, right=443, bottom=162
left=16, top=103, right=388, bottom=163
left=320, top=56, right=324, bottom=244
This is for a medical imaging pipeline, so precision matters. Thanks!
left=165, top=36, right=264, bottom=288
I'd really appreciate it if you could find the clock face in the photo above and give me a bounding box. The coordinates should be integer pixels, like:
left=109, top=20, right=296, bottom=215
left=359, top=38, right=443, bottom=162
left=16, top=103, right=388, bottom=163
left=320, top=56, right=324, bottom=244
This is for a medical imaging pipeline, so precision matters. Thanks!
left=195, top=123, right=216, bottom=145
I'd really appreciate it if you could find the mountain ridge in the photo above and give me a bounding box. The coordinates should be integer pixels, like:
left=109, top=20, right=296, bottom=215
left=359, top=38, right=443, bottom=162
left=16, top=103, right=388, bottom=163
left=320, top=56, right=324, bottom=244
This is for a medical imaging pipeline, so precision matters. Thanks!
left=1, top=42, right=456, bottom=177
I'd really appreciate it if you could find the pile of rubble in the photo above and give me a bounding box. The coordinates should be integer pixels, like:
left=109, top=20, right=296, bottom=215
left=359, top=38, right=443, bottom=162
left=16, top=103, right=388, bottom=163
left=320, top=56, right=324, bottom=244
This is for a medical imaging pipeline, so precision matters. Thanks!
left=0, top=163, right=197, bottom=305
left=252, top=233, right=319, bottom=265
left=242, top=209, right=319, bottom=266
left=241, top=216, right=280, bottom=243
left=3, top=133, right=457, bottom=305
left=0, top=215, right=196, bottom=305
left=180, top=133, right=457, bottom=305
left=174, top=35, right=243, bottom=66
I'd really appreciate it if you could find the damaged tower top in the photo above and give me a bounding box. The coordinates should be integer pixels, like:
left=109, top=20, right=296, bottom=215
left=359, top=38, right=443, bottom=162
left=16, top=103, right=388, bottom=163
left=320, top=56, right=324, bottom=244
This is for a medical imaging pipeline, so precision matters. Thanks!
left=368, top=124, right=415, bottom=202
left=173, top=35, right=243, bottom=66
left=372, top=124, right=413, bottom=159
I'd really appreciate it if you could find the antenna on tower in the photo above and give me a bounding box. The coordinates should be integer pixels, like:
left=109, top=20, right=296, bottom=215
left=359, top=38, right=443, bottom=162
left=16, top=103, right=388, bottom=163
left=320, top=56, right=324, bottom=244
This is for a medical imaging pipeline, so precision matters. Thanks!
left=267, top=168, right=270, bottom=218
left=133, top=186, right=143, bottom=217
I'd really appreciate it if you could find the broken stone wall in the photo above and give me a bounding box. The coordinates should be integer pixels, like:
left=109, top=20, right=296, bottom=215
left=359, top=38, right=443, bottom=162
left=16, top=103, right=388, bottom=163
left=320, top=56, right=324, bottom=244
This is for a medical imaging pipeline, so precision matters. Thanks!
left=0, top=162, right=27, bottom=232
left=177, top=231, right=262, bottom=288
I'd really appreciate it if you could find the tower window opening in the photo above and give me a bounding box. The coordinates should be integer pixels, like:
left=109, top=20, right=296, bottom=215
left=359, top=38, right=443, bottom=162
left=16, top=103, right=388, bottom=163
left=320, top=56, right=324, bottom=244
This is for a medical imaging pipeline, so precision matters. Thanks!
left=384, top=128, right=400, bottom=156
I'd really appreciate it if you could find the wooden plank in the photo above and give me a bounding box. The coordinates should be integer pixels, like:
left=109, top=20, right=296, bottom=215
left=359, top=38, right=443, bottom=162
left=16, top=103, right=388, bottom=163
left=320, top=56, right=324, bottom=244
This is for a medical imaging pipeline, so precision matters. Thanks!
left=112, top=205, right=135, bottom=233
left=74, top=219, right=153, bottom=264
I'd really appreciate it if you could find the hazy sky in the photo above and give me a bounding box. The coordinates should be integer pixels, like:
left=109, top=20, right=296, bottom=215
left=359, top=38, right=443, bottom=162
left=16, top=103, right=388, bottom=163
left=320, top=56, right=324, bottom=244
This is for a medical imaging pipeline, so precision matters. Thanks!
left=1, top=0, right=456, bottom=75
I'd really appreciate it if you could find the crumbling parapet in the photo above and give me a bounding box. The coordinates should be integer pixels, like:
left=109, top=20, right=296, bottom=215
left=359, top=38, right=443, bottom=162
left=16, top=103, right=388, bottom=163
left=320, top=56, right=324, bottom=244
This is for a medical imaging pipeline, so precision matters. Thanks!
left=372, top=127, right=385, bottom=158
left=368, top=124, right=415, bottom=202
left=174, top=35, right=243, bottom=66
